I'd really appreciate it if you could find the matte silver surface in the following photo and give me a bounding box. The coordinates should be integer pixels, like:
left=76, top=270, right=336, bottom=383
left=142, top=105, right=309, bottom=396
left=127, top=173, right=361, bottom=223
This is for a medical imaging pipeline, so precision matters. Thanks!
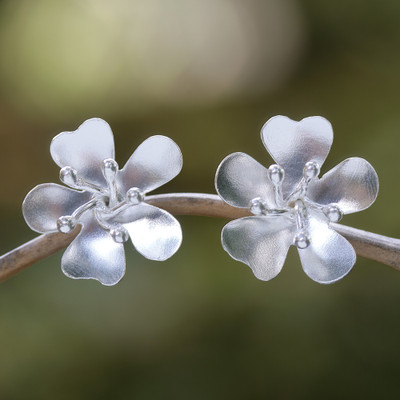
left=22, top=183, right=91, bottom=233
left=215, top=152, right=275, bottom=208
left=62, top=213, right=125, bottom=286
left=222, top=215, right=294, bottom=281
left=118, top=135, right=183, bottom=195
left=298, top=212, right=356, bottom=284
left=50, top=118, right=115, bottom=187
left=113, top=203, right=182, bottom=261
left=308, top=157, right=379, bottom=214
left=261, top=116, right=333, bottom=197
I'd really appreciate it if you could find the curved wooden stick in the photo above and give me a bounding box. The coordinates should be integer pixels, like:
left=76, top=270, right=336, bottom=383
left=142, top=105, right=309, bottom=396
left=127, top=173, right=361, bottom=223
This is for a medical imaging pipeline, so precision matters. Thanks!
left=1, top=193, right=400, bottom=282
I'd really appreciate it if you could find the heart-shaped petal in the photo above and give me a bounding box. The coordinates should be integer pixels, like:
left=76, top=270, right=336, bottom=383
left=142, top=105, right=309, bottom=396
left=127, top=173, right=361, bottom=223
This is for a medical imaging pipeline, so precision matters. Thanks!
left=50, top=118, right=115, bottom=187
left=62, top=212, right=126, bottom=286
left=222, top=215, right=294, bottom=281
left=261, top=116, right=333, bottom=198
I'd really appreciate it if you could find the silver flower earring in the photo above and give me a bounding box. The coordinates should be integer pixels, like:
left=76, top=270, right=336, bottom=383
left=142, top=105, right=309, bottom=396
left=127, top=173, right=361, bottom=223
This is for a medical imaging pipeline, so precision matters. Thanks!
left=22, top=118, right=183, bottom=286
left=215, top=115, right=379, bottom=284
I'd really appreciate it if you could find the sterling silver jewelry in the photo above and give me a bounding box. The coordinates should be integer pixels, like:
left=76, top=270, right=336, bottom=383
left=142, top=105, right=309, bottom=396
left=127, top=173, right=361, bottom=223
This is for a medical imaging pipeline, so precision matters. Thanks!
left=215, top=115, right=379, bottom=284
left=22, top=118, right=183, bottom=286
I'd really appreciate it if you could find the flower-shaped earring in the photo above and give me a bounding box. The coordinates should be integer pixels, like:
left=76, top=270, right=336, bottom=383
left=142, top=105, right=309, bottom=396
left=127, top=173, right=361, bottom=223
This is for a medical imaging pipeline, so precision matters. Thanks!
left=23, top=118, right=183, bottom=285
left=215, top=116, right=379, bottom=284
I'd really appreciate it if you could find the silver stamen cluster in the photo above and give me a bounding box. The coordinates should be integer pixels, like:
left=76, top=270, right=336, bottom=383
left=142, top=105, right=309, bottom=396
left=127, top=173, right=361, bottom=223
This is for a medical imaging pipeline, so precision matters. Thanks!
left=249, top=161, right=343, bottom=249
left=56, top=159, right=144, bottom=243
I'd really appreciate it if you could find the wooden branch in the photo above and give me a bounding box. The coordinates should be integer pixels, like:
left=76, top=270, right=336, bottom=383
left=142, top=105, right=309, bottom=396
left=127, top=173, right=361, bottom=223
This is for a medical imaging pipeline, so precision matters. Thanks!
left=1, top=193, right=399, bottom=282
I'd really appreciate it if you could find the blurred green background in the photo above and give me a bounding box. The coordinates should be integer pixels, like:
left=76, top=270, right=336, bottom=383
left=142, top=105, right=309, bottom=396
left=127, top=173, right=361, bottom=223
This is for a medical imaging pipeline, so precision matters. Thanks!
left=1, top=0, right=400, bottom=399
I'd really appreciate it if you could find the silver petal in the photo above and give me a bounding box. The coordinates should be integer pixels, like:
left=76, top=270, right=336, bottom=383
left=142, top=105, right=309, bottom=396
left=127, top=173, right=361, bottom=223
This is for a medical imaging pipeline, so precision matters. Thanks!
left=298, top=213, right=356, bottom=284
left=50, top=118, right=115, bottom=187
left=22, top=183, right=92, bottom=233
left=117, top=135, right=183, bottom=195
left=215, top=152, right=276, bottom=209
left=62, top=212, right=125, bottom=286
left=222, top=215, right=294, bottom=281
left=307, top=157, right=379, bottom=214
left=112, top=203, right=182, bottom=261
left=261, top=116, right=333, bottom=198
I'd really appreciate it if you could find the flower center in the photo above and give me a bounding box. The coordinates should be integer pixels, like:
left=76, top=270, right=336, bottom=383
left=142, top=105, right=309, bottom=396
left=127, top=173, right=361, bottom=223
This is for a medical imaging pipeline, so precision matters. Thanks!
left=56, top=158, right=144, bottom=243
left=249, top=161, right=343, bottom=249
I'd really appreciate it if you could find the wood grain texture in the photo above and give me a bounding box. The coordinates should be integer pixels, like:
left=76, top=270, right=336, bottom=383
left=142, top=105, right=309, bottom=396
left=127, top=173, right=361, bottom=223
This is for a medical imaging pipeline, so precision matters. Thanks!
left=1, top=193, right=399, bottom=282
